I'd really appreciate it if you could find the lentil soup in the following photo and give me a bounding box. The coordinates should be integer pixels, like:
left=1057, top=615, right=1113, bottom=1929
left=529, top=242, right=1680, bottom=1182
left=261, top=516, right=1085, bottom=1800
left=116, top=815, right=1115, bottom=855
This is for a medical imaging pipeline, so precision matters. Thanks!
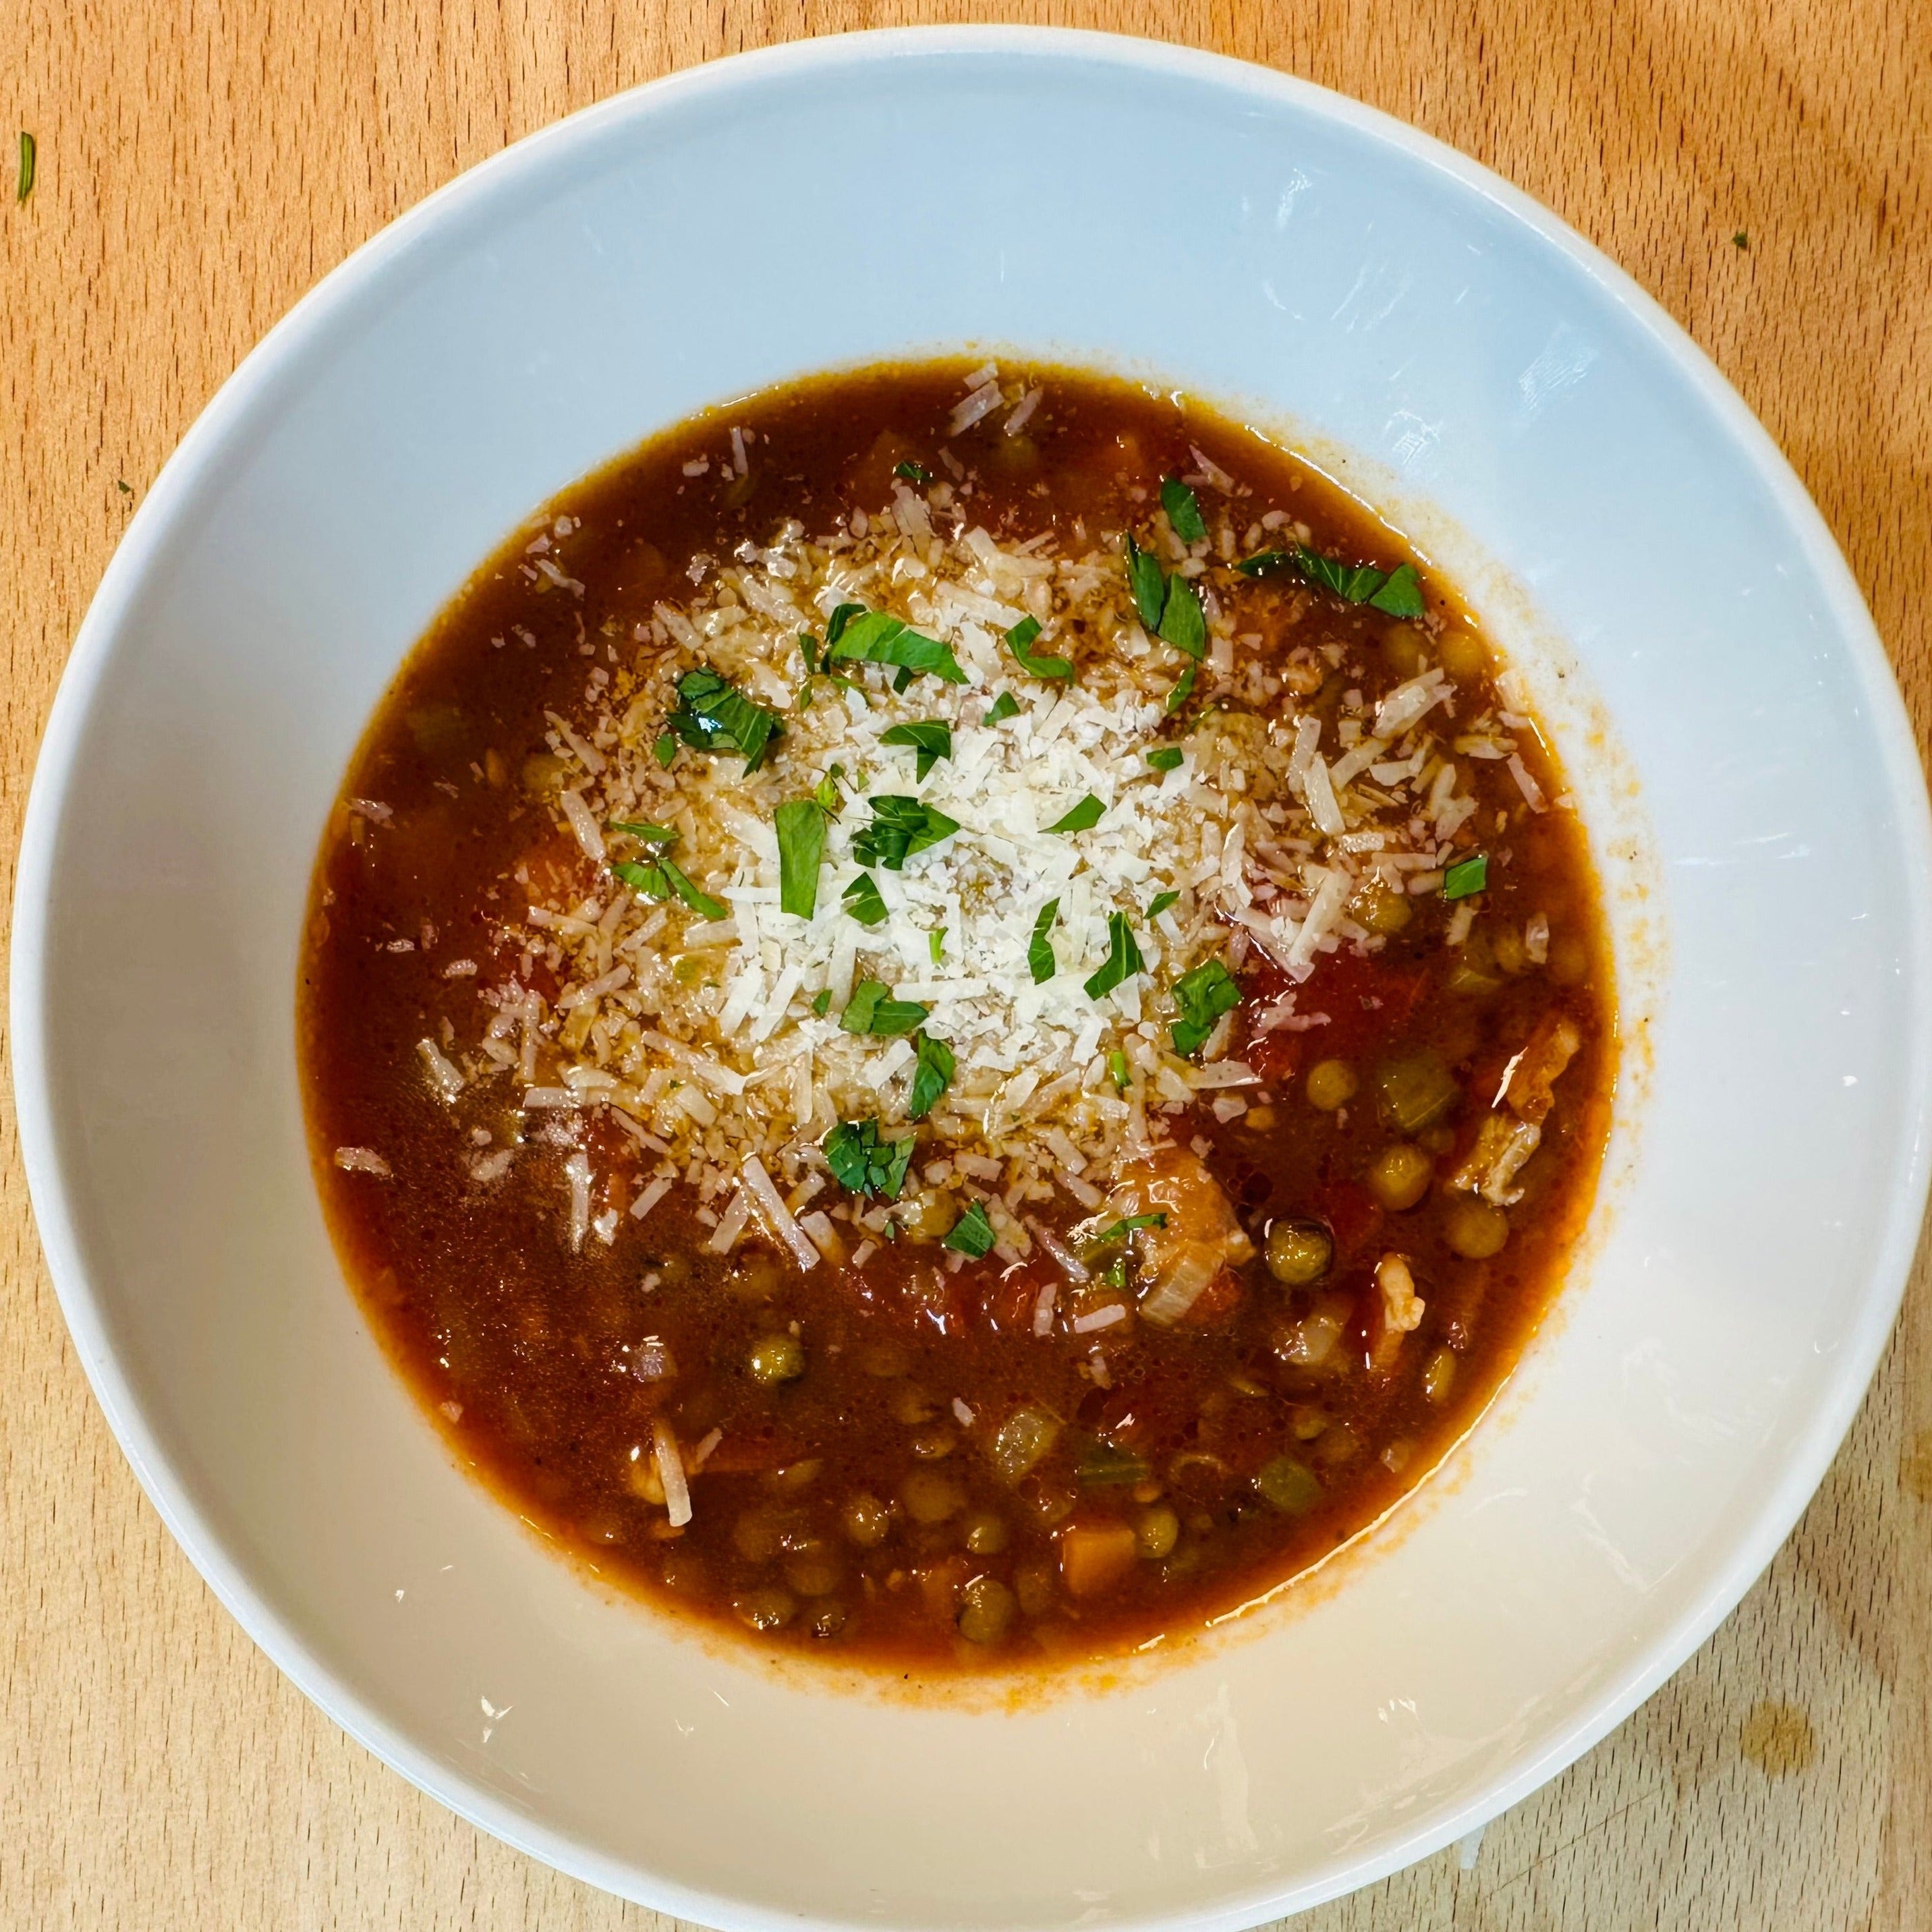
left=300, top=360, right=1614, bottom=1670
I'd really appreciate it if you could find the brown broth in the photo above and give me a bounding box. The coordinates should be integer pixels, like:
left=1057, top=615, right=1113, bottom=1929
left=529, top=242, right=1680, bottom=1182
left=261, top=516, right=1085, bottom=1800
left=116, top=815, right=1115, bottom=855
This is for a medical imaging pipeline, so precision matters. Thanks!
left=299, top=361, right=1614, bottom=1672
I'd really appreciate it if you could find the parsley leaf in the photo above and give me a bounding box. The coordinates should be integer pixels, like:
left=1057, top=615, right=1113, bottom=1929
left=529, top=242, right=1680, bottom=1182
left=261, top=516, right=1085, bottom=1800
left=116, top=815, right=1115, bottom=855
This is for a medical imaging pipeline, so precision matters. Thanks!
left=654, top=732, right=678, bottom=768
left=942, top=1199, right=996, bottom=1257
left=1084, top=911, right=1145, bottom=1000
left=1006, top=615, right=1075, bottom=681
left=1146, top=746, right=1183, bottom=772
left=894, top=459, right=932, bottom=485
left=1233, top=548, right=1295, bottom=579
left=812, top=988, right=833, bottom=1017
left=841, top=979, right=930, bottom=1038
left=1157, top=577, right=1207, bottom=658
left=1442, top=852, right=1489, bottom=901
left=1161, top=476, right=1208, bottom=544
left=799, top=632, right=821, bottom=677
left=825, top=602, right=865, bottom=647
left=664, top=666, right=783, bottom=774
left=608, top=820, right=678, bottom=845
left=825, top=608, right=967, bottom=685
left=1108, top=1050, right=1131, bottom=1091
left=986, top=691, right=1021, bottom=723
left=611, top=855, right=729, bottom=921
left=1165, top=662, right=1197, bottom=714
left=928, top=927, right=945, bottom=965
left=1045, top=794, right=1104, bottom=834
left=907, top=1030, right=956, bottom=1121
left=851, top=795, right=960, bottom=870
left=823, top=1118, right=915, bottom=1200
left=1170, top=958, right=1242, bottom=1056
left=1124, top=535, right=1167, bottom=631
left=16, top=131, right=34, bottom=204
left=814, top=764, right=845, bottom=816
left=775, top=797, right=829, bottom=919
left=1027, top=899, right=1060, bottom=984
left=1147, top=890, right=1180, bottom=919
left=879, top=718, right=953, bottom=781
left=1086, top=1212, right=1167, bottom=1247
left=1368, top=563, right=1425, bottom=619
left=842, top=871, right=890, bottom=926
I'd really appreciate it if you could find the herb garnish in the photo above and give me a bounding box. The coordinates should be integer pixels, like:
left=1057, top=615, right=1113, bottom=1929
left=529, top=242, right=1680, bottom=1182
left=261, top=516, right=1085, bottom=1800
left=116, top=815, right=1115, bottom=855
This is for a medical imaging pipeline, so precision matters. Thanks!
left=1044, top=794, right=1104, bottom=834
left=879, top=718, right=953, bottom=780
left=1158, top=578, right=1207, bottom=657
left=824, top=1118, right=915, bottom=1200
left=824, top=608, right=967, bottom=685
left=842, top=871, right=890, bottom=926
left=1087, top=1212, right=1168, bottom=1247
left=1074, top=1437, right=1150, bottom=1487
left=986, top=691, right=1021, bottom=722
left=1442, top=852, right=1489, bottom=901
left=1027, top=899, right=1060, bottom=984
left=1006, top=615, right=1075, bottom=681
left=663, top=666, right=783, bottom=774
left=1146, top=746, right=1183, bottom=772
left=1147, top=890, right=1180, bottom=919
left=1125, top=535, right=1167, bottom=631
left=1165, top=662, right=1197, bottom=714
left=1237, top=546, right=1426, bottom=619
left=1108, top=1050, right=1131, bottom=1091
left=943, top=1199, right=996, bottom=1257
left=16, top=132, right=33, bottom=204
left=812, top=988, right=834, bottom=1016
left=814, top=765, right=845, bottom=815
left=841, top=979, right=930, bottom=1037
left=851, top=795, right=960, bottom=870
left=654, top=732, right=678, bottom=768
left=928, top=928, right=945, bottom=965
left=1084, top=911, right=1145, bottom=1000
left=1170, top=958, right=1241, bottom=1056
left=608, top=820, right=679, bottom=845
left=775, top=797, right=830, bottom=918
left=611, top=855, right=729, bottom=921
left=1160, top=477, right=1208, bottom=544
left=907, top=1030, right=956, bottom=1120
left=894, top=459, right=933, bottom=485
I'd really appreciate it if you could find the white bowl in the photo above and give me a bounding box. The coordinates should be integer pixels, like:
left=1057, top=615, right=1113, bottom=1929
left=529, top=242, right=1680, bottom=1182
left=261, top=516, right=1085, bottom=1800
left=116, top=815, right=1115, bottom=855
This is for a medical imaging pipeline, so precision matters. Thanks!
left=14, top=26, right=1930, bottom=1927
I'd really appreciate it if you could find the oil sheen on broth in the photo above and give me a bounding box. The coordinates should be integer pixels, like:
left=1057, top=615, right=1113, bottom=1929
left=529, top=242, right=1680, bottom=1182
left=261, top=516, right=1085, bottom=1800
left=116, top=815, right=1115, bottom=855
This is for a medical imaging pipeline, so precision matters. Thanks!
left=300, top=361, right=1614, bottom=1670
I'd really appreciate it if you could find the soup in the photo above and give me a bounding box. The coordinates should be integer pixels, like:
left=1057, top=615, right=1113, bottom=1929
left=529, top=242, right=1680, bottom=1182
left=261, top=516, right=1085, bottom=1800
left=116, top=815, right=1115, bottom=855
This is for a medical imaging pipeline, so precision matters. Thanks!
left=300, top=360, right=1613, bottom=1669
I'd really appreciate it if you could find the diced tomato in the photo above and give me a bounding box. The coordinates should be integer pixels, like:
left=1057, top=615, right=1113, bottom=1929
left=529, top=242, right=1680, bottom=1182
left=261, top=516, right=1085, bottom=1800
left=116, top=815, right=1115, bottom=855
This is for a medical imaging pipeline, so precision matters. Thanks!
left=1292, top=948, right=1432, bottom=1061
left=1311, top=1178, right=1384, bottom=1266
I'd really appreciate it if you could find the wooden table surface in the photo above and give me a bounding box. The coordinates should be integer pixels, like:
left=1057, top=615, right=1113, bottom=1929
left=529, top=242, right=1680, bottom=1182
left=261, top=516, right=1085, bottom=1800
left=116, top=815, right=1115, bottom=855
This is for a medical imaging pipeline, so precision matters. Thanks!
left=5, top=3, right=1931, bottom=1925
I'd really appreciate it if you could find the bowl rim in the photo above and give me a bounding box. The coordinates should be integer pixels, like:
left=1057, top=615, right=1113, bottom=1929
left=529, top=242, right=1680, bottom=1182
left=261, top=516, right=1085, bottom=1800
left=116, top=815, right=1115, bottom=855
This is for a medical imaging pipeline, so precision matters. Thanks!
left=13, top=23, right=1931, bottom=1925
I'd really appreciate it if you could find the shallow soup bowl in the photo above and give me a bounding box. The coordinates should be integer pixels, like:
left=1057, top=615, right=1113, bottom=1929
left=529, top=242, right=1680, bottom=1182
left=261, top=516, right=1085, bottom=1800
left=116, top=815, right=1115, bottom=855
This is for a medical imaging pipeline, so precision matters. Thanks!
left=13, top=26, right=1931, bottom=1928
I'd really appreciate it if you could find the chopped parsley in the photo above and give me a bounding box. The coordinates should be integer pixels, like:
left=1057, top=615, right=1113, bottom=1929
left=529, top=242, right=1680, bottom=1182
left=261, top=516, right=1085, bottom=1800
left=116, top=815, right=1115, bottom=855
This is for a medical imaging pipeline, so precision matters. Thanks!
left=1160, top=476, right=1208, bottom=544
left=1165, top=661, right=1197, bottom=715
left=894, top=459, right=932, bottom=484
left=1443, top=852, right=1489, bottom=901
left=608, top=820, right=678, bottom=845
left=1074, top=1436, right=1150, bottom=1486
left=1147, top=890, right=1180, bottom=919
left=986, top=691, right=1021, bottom=722
left=907, top=1030, right=956, bottom=1120
left=851, top=795, right=960, bottom=870
left=1027, top=899, right=1060, bottom=984
left=928, top=927, right=945, bottom=965
left=824, top=608, right=967, bottom=685
left=1732, top=230, right=1749, bottom=251
left=1124, top=534, right=1167, bottom=631
left=774, top=797, right=829, bottom=918
left=653, top=732, right=678, bottom=768
left=611, top=855, right=729, bottom=921
left=813, top=764, right=845, bottom=815
left=942, top=1199, right=996, bottom=1257
left=841, top=978, right=930, bottom=1038
left=1084, top=911, right=1145, bottom=1000
left=16, top=131, right=33, bottom=204
left=1044, top=793, right=1104, bottom=834
left=824, top=1118, right=915, bottom=1199
left=879, top=718, right=953, bottom=780
left=1086, top=1212, right=1167, bottom=1247
left=663, top=666, right=783, bottom=774
left=1170, top=958, right=1242, bottom=1056
left=1237, top=546, right=1425, bottom=618
left=812, top=988, right=833, bottom=1016
left=1006, top=615, right=1075, bottom=681
left=826, top=602, right=864, bottom=646
left=1157, top=578, right=1207, bottom=658
left=841, top=870, right=890, bottom=926
left=1146, top=746, right=1183, bottom=772
left=1108, top=1050, right=1131, bottom=1091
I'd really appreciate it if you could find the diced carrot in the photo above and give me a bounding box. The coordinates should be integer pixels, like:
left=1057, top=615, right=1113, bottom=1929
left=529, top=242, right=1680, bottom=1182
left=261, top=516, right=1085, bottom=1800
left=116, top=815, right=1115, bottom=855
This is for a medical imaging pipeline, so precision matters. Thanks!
left=1057, top=1520, right=1139, bottom=1599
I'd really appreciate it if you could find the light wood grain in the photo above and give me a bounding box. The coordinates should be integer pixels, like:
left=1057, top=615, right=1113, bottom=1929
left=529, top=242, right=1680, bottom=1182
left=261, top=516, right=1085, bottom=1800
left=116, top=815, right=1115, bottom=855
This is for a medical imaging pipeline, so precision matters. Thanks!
left=4, top=2, right=1931, bottom=1925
